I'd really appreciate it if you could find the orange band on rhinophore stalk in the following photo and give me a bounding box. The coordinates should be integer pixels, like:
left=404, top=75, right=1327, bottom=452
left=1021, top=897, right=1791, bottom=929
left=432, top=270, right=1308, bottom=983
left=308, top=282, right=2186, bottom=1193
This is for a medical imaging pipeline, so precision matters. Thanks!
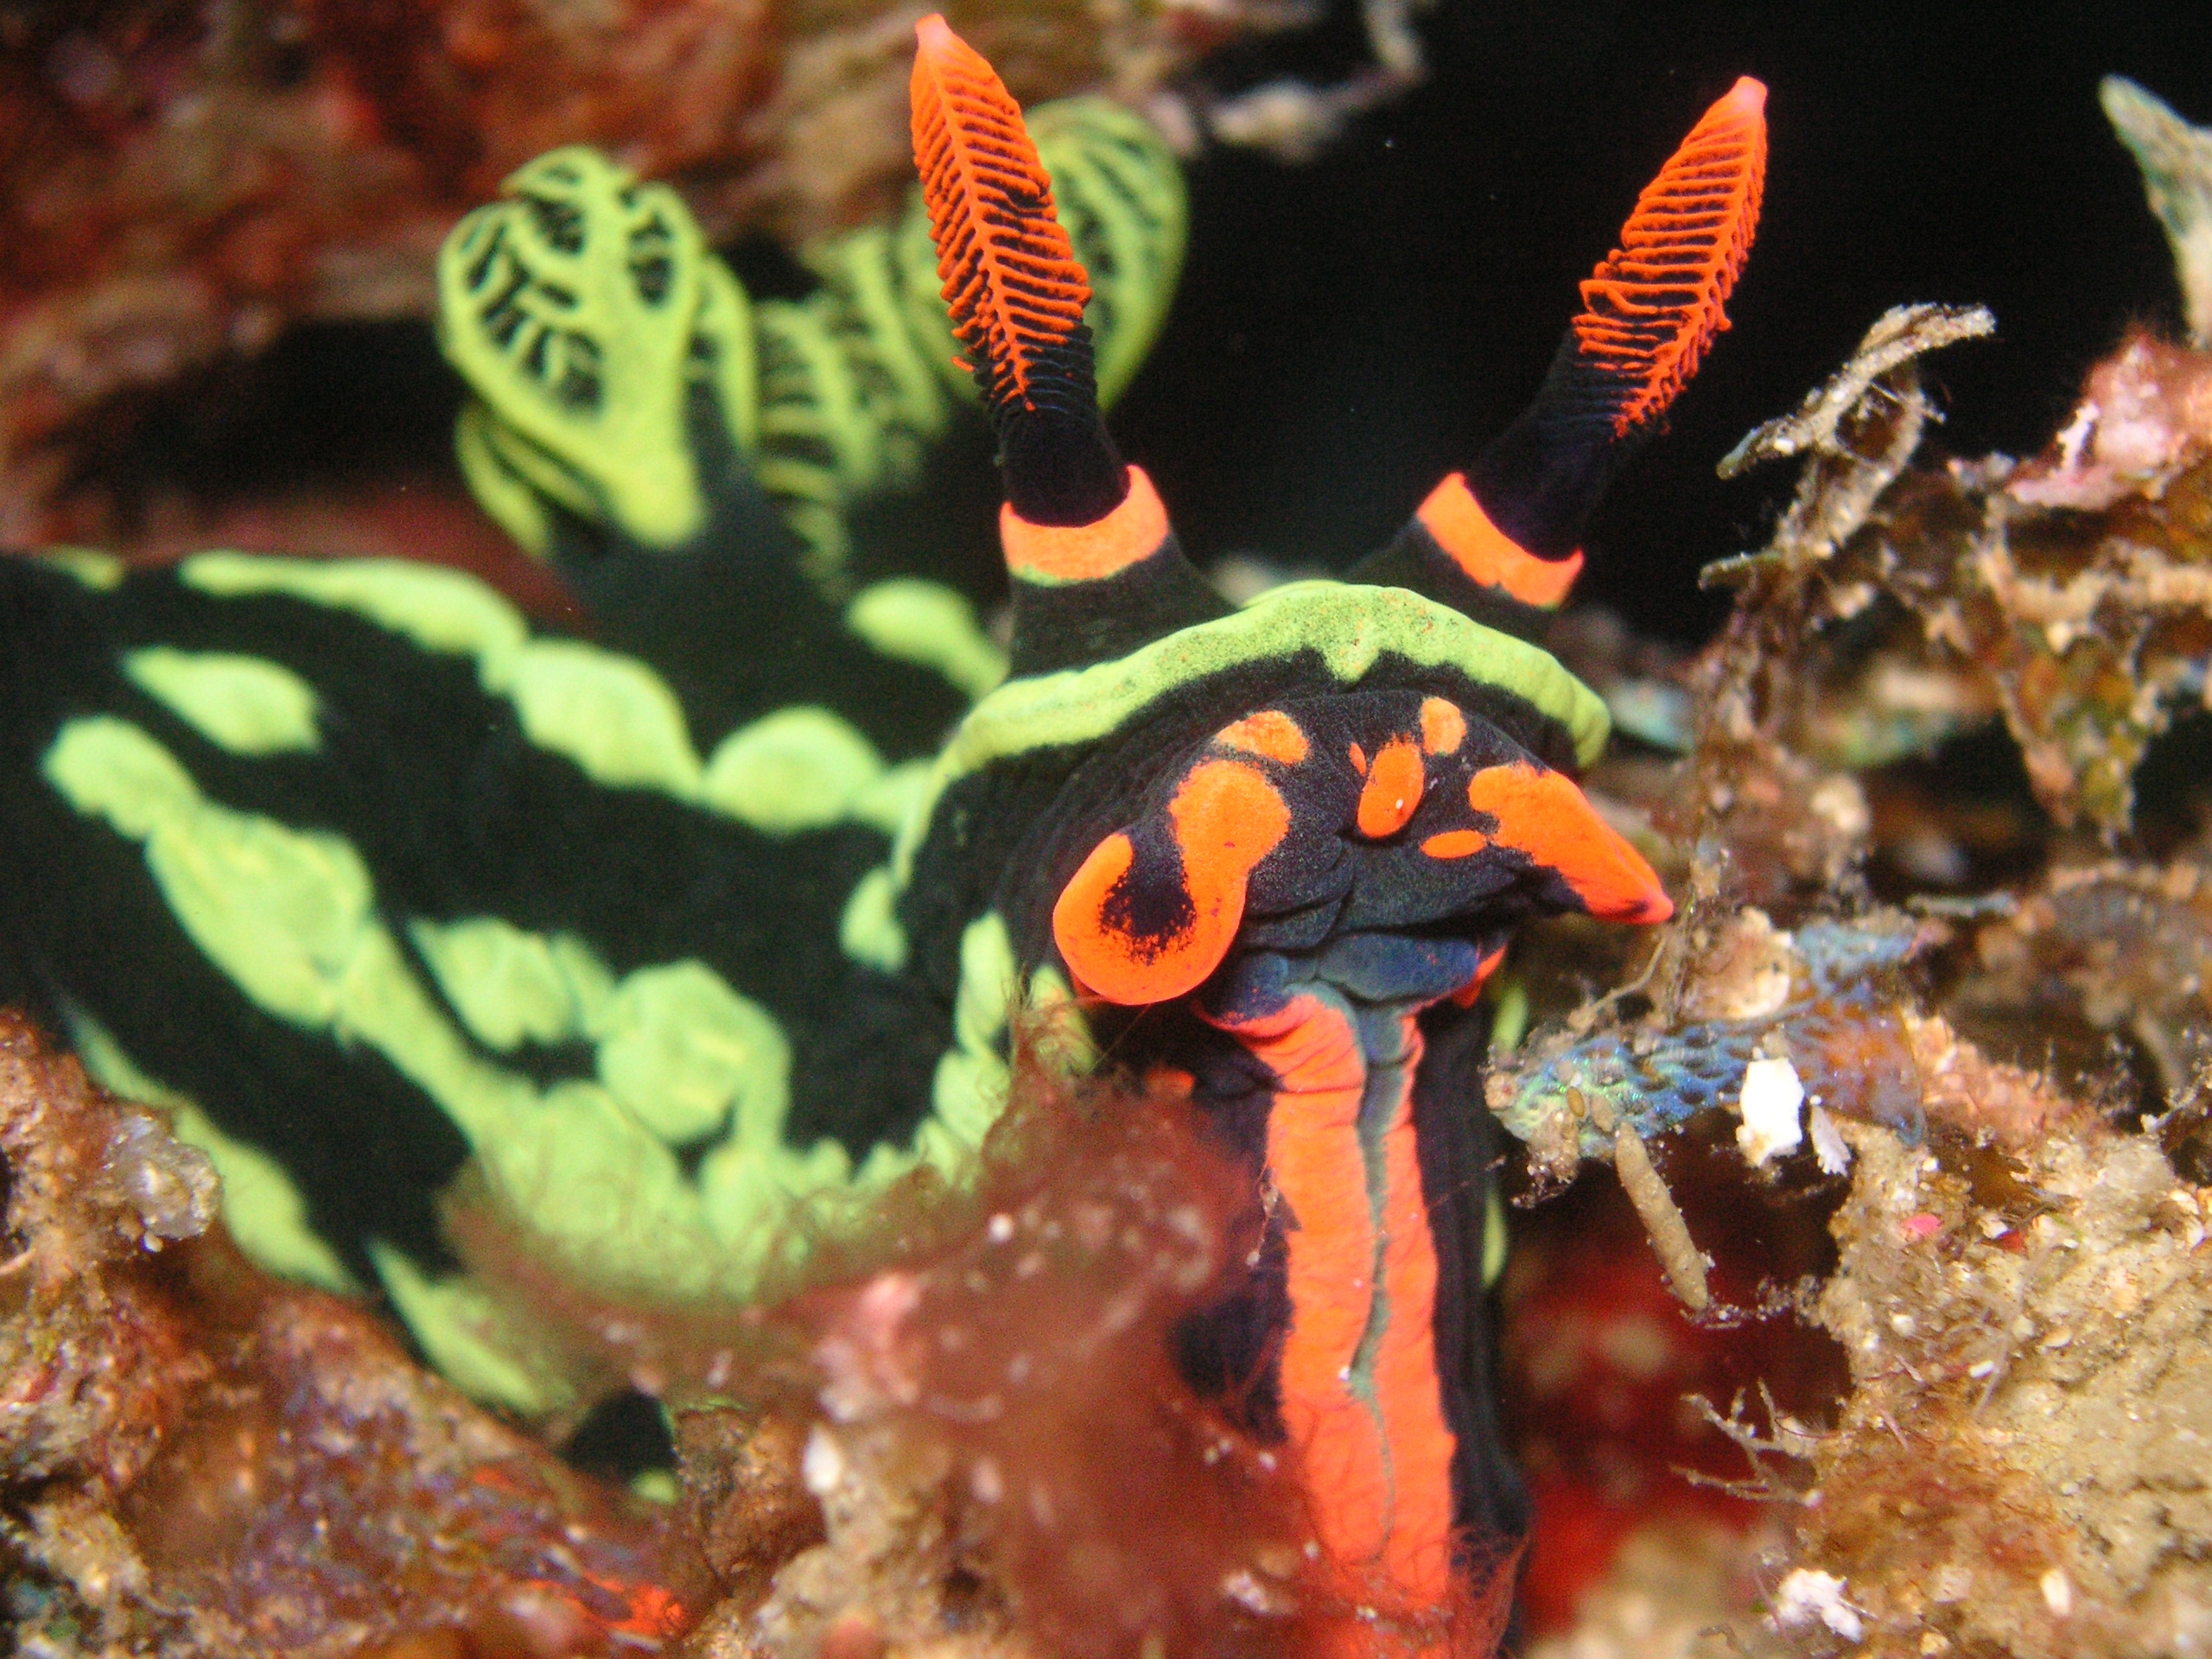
left=1001, top=464, right=1169, bottom=584
left=1465, top=762, right=1673, bottom=924
left=1414, top=474, right=1584, bottom=608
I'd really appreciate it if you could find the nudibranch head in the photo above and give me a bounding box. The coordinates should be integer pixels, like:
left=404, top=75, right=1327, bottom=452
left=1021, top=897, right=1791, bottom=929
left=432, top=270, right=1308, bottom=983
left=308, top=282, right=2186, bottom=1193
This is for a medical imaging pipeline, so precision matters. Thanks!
left=906, top=14, right=1742, bottom=997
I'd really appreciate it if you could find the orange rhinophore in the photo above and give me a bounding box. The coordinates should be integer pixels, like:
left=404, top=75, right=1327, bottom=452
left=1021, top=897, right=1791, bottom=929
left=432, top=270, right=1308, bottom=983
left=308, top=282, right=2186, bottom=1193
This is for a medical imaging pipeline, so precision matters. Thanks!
left=911, top=15, right=1094, bottom=424
left=1353, top=79, right=1764, bottom=622
left=1573, top=76, right=1768, bottom=435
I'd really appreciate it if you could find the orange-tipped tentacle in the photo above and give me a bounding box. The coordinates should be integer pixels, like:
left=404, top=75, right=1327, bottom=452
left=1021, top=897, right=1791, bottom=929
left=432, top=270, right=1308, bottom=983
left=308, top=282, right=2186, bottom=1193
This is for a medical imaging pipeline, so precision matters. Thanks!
left=1462, top=762, right=1672, bottom=924
left=1052, top=759, right=1292, bottom=1005
left=1572, top=76, right=1767, bottom=436
left=911, top=16, right=1128, bottom=530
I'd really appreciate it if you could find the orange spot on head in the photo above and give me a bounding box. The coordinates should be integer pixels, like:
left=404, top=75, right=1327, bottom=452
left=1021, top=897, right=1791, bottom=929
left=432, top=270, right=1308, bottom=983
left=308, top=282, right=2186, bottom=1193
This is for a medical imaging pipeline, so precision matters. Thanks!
left=1417, top=697, right=1465, bottom=756
left=1419, top=829, right=1488, bottom=860
left=1356, top=737, right=1426, bottom=839
left=1212, top=708, right=1310, bottom=766
left=1001, top=465, right=1167, bottom=584
left=1414, top=474, right=1583, bottom=608
left=911, top=16, right=1092, bottom=418
left=1052, top=760, right=1291, bottom=1004
left=1465, top=763, right=1672, bottom=923
left=1572, top=75, right=1766, bottom=435
left=1347, top=742, right=1369, bottom=777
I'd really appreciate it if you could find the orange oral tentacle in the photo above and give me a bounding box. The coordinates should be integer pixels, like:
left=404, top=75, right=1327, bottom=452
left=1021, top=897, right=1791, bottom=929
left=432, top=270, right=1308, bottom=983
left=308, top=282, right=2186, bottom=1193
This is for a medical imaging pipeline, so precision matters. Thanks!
left=1465, top=762, right=1673, bottom=923
left=1051, top=760, right=1291, bottom=1004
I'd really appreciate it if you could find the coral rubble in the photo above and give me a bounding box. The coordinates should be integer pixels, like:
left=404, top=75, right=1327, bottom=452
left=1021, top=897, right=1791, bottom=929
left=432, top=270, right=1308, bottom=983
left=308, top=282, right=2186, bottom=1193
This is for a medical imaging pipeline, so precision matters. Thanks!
left=0, top=1014, right=707, bottom=1659
left=1484, top=121, right=2212, bottom=1642
left=1795, top=1107, right=2212, bottom=1658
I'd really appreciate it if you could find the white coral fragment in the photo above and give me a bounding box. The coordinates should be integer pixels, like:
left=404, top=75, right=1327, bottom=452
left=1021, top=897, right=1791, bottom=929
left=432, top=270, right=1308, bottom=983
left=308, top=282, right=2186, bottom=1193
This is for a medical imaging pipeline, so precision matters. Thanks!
left=1808, top=1103, right=1851, bottom=1175
left=1736, top=1055, right=1806, bottom=1166
left=1772, top=1568, right=1866, bottom=1641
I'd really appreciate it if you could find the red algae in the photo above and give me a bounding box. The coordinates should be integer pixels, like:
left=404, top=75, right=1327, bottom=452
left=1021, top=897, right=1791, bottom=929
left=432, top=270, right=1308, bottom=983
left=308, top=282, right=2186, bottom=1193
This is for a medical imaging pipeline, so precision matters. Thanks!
left=701, top=1043, right=1327, bottom=1659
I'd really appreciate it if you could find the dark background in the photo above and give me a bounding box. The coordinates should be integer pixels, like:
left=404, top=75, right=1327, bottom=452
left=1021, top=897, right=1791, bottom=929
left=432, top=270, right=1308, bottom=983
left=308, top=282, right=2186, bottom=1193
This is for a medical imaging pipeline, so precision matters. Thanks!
left=1117, top=0, right=2212, bottom=641
left=162, top=0, right=2212, bottom=646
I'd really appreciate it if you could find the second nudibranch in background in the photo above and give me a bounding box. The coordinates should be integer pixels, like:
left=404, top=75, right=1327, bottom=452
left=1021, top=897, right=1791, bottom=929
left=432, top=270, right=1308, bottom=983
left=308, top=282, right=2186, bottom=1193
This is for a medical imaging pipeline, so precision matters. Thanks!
left=901, top=16, right=1764, bottom=1653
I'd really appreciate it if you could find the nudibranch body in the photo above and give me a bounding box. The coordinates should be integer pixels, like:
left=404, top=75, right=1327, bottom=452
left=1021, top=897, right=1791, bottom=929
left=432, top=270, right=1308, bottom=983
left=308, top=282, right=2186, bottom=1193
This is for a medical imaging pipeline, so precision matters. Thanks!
left=0, top=25, right=1764, bottom=1651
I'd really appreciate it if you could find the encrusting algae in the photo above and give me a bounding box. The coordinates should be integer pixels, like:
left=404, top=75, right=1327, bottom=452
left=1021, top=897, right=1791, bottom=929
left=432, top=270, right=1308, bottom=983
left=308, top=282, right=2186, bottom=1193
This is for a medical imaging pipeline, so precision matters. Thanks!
left=3, top=42, right=2212, bottom=1659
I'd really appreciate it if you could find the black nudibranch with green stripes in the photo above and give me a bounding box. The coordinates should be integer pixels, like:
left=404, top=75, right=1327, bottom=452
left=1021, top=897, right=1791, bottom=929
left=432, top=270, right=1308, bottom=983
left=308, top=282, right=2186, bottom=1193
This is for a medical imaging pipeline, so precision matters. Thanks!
left=1, top=23, right=1764, bottom=1632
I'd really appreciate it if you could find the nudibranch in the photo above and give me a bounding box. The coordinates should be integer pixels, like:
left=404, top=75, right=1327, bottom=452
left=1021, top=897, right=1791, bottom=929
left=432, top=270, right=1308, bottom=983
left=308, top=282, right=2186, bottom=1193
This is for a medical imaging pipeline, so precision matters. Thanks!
left=898, top=19, right=1759, bottom=1643
left=0, top=20, right=1763, bottom=1649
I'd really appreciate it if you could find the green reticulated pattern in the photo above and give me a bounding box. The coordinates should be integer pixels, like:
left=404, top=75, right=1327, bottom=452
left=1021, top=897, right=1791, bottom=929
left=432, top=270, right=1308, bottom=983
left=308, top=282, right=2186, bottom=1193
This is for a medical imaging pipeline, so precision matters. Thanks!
left=41, top=715, right=1030, bottom=1389
left=891, top=580, right=1613, bottom=887
left=442, top=100, right=1185, bottom=581
left=439, top=147, right=709, bottom=550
